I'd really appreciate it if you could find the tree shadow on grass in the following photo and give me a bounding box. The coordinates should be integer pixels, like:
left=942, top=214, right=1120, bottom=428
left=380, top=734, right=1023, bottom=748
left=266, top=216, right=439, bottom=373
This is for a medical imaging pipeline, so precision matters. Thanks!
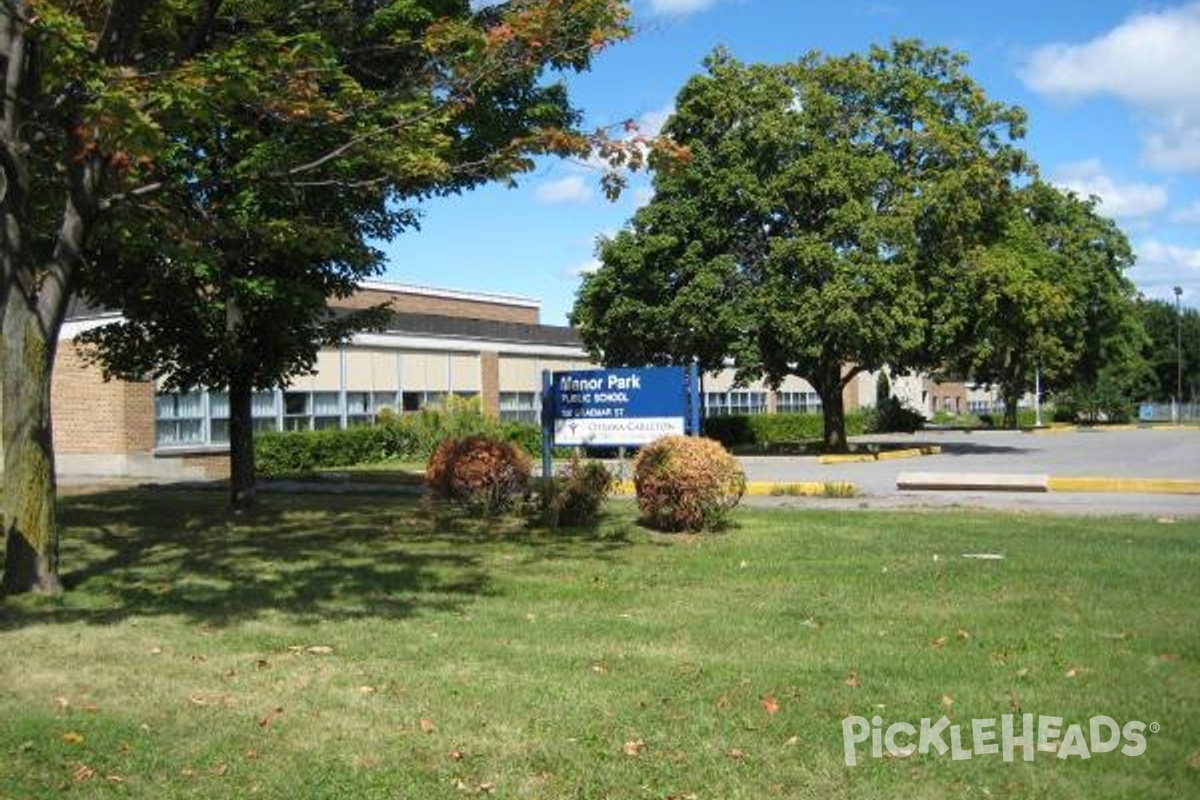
left=0, top=485, right=636, bottom=631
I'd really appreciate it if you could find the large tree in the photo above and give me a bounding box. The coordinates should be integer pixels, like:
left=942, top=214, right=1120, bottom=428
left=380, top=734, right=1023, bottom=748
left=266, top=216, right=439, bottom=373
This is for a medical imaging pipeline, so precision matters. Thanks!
left=1136, top=297, right=1200, bottom=405
left=574, top=42, right=1028, bottom=449
left=951, top=182, right=1150, bottom=427
left=0, top=0, right=634, bottom=595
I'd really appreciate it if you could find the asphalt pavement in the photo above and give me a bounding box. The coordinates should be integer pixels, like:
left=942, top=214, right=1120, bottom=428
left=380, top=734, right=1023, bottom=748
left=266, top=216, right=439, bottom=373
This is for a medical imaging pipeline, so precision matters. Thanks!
left=727, top=427, right=1200, bottom=517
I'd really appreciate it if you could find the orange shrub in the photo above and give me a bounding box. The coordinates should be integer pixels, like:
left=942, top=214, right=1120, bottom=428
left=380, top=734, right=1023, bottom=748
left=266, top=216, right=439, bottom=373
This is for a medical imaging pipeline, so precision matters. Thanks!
left=633, top=435, right=745, bottom=532
left=425, top=435, right=532, bottom=514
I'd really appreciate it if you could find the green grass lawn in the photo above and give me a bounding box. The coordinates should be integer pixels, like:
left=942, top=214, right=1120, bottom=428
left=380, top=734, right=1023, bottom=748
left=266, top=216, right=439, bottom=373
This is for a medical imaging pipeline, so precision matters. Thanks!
left=2, top=491, right=1198, bottom=799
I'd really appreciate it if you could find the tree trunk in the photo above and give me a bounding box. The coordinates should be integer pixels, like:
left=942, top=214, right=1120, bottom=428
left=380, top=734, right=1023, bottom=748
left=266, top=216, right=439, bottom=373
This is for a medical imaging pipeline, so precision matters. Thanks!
left=1002, top=392, right=1020, bottom=429
left=816, top=362, right=849, bottom=453
left=1, top=295, right=62, bottom=595
left=228, top=371, right=257, bottom=512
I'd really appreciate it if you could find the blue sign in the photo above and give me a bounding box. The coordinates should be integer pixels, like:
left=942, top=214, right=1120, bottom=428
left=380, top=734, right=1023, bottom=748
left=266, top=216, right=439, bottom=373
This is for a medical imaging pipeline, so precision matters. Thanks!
left=544, top=366, right=696, bottom=448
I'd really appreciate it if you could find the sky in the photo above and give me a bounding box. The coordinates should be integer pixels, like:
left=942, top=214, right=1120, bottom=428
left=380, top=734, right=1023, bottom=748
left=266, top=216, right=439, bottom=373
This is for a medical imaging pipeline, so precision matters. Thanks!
left=381, top=0, right=1200, bottom=325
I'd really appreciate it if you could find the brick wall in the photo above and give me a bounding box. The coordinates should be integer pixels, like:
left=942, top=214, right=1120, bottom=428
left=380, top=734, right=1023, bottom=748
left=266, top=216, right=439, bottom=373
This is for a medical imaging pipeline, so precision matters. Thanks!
left=334, top=287, right=539, bottom=325
left=480, top=351, right=500, bottom=416
left=51, top=342, right=155, bottom=455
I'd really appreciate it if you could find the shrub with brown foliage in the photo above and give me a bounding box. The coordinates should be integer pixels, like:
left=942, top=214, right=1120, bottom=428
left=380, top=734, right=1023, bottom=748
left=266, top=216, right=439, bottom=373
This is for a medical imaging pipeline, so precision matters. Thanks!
left=633, top=435, right=745, bottom=532
left=425, top=434, right=532, bottom=514
left=537, top=456, right=613, bottom=528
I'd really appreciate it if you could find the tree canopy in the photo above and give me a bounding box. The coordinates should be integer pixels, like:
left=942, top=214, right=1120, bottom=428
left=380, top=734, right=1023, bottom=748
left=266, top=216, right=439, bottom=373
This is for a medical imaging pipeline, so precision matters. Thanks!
left=950, top=181, right=1150, bottom=426
left=1, top=0, right=637, bottom=593
left=573, top=42, right=1029, bottom=449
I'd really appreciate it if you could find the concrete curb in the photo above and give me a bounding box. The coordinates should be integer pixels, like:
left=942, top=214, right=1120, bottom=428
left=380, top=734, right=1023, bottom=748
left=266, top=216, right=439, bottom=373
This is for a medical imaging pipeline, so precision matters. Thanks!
left=897, top=472, right=1200, bottom=495
left=897, top=472, right=1049, bottom=492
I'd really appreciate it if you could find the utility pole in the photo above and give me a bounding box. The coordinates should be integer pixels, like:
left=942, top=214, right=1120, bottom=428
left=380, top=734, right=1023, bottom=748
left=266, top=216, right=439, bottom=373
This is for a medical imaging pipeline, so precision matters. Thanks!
left=1176, top=286, right=1184, bottom=422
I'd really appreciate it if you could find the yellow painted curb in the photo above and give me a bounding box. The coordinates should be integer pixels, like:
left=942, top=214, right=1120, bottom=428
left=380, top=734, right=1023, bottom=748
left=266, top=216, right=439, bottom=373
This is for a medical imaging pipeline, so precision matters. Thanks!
left=746, top=481, right=858, bottom=497
left=612, top=479, right=859, bottom=498
left=1047, top=476, right=1200, bottom=495
left=818, top=453, right=875, bottom=464
left=819, top=446, right=940, bottom=464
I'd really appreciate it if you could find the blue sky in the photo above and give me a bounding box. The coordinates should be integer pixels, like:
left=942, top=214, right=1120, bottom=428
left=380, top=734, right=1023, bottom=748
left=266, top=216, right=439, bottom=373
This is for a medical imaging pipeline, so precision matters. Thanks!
left=382, top=0, right=1200, bottom=324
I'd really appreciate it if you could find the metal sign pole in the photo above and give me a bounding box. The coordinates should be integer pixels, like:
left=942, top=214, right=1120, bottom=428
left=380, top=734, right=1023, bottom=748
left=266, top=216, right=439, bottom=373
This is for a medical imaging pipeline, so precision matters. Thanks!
left=540, top=370, right=553, bottom=480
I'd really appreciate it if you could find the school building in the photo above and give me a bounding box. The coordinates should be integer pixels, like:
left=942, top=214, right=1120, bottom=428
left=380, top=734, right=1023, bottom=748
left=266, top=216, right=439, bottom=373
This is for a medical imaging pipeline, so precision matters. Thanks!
left=50, top=280, right=992, bottom=480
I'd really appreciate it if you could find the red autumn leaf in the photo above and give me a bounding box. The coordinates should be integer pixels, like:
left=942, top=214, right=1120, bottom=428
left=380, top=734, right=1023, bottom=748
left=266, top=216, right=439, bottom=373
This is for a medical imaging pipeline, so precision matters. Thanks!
left=760, top=695, right=780, bottom=715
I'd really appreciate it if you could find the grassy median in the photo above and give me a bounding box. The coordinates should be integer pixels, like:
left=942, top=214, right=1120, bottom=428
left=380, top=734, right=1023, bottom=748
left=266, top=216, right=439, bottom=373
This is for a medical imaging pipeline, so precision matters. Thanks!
left=2, top=490, right=1198, bottom=798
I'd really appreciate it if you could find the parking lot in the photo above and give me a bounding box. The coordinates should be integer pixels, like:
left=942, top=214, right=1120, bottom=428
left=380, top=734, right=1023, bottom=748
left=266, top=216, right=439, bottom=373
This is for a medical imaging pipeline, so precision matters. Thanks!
left=733, top=427, right=1200, bottom=516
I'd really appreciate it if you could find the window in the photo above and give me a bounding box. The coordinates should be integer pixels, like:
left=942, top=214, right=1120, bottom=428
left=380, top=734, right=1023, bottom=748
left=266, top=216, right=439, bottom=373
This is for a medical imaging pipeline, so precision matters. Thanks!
left=500, top=391, right=539, bottom=424
left=401, top=390, right=446, bottom=412
left=283, top=392, right=311, bottom=431
left=155, top=392, right=205, bottom=446
left=777, top=391, right=822, bottom=414
left=346, top=392, right=372, bottom=427
left=252, top=392, right=278, bottom=433
left=207, top=391, right=279, bottom=442
left=312, top=391, right=341, bottom=430
left=704, top=391, right=767, bottom=416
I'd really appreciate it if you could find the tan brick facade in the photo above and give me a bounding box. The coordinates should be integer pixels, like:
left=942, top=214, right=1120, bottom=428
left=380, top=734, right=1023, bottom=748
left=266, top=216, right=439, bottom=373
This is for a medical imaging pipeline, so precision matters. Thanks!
left=480, top=351, right=500, bottom=416
left=51, top=342, right=155, bottom=456
left=333, top=287, right=538, bottom=325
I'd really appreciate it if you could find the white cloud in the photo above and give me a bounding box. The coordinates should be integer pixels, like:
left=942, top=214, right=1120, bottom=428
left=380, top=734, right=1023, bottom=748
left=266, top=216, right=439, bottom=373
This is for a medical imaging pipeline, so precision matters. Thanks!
left=535, top=175, right=592, bottom=204
left=1021, top=2, right=1200, bottom=172
left=635, top=105, right=673, bottom=137
left=645, top=0, right=720, bottom=16
left=1050, top=160, right=1168, bottom=220
left=1130, top=239, right=1200, bottom=300
left=1170, top=201, right=1200, bottom=224
left=563, top=257, right=602, bottom=279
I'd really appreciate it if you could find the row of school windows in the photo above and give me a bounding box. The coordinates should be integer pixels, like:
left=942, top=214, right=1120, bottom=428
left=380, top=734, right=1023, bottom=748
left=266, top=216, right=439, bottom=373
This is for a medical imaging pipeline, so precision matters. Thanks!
left=155, top=389, right=536, bottom=448
left=155, top=389, right=823, bottom=447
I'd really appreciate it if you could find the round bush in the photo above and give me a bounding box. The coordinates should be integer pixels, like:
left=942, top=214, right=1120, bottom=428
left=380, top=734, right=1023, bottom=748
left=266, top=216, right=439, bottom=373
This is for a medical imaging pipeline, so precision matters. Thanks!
left=633, top=435, right=745, bottom=532
left=425, top=434, right=532, bottom=514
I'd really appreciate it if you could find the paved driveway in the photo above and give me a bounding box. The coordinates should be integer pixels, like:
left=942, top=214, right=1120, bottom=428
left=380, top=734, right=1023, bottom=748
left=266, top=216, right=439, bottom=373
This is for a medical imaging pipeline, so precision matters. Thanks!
left=733, top=428, right=1200, bottom=516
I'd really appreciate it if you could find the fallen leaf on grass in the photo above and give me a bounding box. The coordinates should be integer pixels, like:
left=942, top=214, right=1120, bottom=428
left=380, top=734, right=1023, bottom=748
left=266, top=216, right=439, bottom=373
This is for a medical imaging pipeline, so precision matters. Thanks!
left=62, top=731, right=84, bottom=745
left=727, top=748, right=747, bottom=760
left=760, top=695, right=780, bottom=715
left=928, top=636, right=947, bottom=650
left=1188, top=750, right=1200, bottom=769
left=359, top=686, right=378, bottom=694
left=784, top=735, right=800, bottom=747
left=622, top=739, right=645, bottom=756
left=448, top=748, right=466, bottom=762
left=844, top=671, right=862, bottom=689
left=1064, top=665, right=1086, bottom=679
left=714, top=695, right=732, bottom=710
left=212, top=763, right=229, bottom=777
left=940, top=694, right=954, bottom=709
left=258, top=707, right=284, bottom=729
left=420, top=717, right=437, bottom=733
left=1158, top=653, right=1183, bottom=663
left=991, top=652, right=1008, bottom=663
left=54, top=697, right=70, bottom=713
left=72, top=763, right=96, bottom=782
left=306, top=646, right=334, bottom=655
left=955, top=628, right=971, bottom=641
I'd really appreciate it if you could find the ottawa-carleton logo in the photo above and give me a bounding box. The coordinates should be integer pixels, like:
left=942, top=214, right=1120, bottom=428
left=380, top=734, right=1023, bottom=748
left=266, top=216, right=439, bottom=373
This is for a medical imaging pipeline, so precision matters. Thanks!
left=842, top=714, right=1155, bottom=766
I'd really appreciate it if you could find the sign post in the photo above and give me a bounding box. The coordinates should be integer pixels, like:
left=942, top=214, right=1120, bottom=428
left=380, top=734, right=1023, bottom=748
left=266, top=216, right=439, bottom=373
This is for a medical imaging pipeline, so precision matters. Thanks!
left=541, top=366, right=693, bottom=478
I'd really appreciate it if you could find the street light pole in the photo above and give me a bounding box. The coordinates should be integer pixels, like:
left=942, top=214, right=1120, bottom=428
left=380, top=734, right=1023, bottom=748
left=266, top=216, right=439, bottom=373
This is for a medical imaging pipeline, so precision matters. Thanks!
left=1175, top=286, right=1184, bottom=423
